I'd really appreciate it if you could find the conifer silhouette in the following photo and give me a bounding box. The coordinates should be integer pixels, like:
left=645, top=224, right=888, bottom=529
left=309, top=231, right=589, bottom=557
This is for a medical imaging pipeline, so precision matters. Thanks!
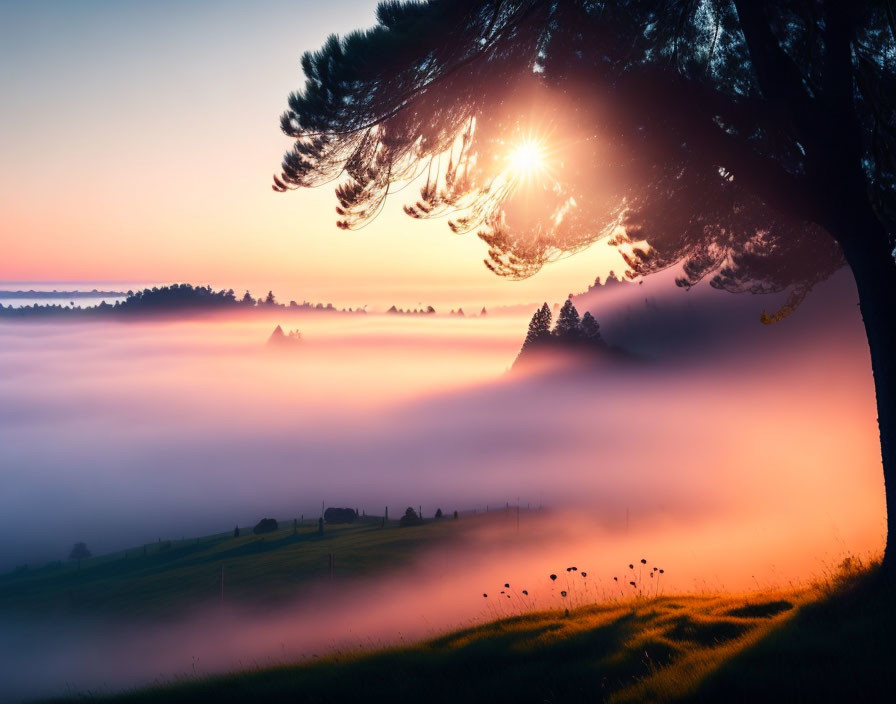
left=553, top=300, right=582, bottom=341
left=522, top=303, right=552, bottom=352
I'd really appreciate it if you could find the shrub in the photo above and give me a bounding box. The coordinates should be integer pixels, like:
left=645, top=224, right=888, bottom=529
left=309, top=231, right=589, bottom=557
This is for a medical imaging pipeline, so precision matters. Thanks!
left=399, top=507, right=424, bottom=527
left=324, top=507, right=357, bottom=524
left=253, top=518, right=278, bottom=534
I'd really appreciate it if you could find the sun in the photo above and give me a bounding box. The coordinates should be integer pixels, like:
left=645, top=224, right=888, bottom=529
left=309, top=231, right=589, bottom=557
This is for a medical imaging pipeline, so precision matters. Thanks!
left=508, top=140, right=546, bottom=177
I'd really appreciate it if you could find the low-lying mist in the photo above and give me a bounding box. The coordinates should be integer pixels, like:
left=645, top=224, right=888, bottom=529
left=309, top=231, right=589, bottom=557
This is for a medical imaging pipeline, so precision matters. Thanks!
left=0, top=270, right=886, bottom=699
left=1, top=273, right=881, bottom=567
left=0, top=506, right=881, bottom=702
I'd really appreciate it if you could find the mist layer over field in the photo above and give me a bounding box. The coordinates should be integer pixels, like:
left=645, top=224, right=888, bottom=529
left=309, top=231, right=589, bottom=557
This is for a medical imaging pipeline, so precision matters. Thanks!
left=0, top=272, right=884, bottom=568
left=0, top=505, right=883, bottom=701
left=0, top=272, right=886, bottom=699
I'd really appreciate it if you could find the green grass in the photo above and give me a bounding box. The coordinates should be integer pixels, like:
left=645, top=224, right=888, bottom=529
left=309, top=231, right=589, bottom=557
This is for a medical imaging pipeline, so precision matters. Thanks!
left=0, top=517, right=461, bottom=622
left=42, top=560, right=895, bottom=703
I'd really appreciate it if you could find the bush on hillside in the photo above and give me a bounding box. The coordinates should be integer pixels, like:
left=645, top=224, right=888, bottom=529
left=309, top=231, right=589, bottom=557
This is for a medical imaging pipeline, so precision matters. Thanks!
left=399, top=507, right=424, bottom=527
left=324, top=507, right=357, bottom=524
left=253, top=518, right=278, bottom=535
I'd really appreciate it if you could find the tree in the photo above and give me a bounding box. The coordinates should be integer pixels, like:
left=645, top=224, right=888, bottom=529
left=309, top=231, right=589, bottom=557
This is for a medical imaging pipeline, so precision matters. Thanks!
left=253, top=517, right=278, bottom=535
left=275, top=2, right=896, bottom=569
left=553, top=300, right=582, bottom=341
left=241, top=290, right=254, bottom=306
left=234, top=525, right=240, bottom=538
left=435, top=507, right=444, bottom=519
left=264, top=290, right=277, bottom=306
left=522, top=303, right=552, bottom=351
left=399, top=506, right=423, bottom=527
left=69, top=542, right=91, bottom=568
left=324, top=507, right=358, bottom=524
left=581, top=312, right=602, bottom=344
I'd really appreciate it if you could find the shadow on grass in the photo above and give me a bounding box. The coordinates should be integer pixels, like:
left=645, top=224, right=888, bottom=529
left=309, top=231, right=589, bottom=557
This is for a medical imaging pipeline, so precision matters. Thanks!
left=690, top=570, right=896, bottom=703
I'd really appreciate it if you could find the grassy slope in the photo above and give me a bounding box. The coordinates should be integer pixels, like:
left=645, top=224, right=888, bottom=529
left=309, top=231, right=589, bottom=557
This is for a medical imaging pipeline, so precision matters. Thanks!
left=46, top=564, right=895, bottom=703
left=0, top=518, right=459, bottom=621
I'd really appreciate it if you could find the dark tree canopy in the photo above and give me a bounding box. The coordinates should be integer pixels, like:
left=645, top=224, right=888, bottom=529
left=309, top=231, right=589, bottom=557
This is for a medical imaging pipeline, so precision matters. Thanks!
left=253, top=518, right=279, bottom=535
left=581, top=311, right=602, bottom=342
left=324, top=507, right=358, bottom=524
left=522, top=302, right=552, bottom=351
left=275, top=0, right=894, bottom=320
left=399, top=506, right=424, bottom=526
left=554, top=299, right=582, bottom=340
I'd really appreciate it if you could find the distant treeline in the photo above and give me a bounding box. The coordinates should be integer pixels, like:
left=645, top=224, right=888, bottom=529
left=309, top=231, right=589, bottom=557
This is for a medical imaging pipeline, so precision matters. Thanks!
left=0, top=284, right=366, bottom=318
left=386, top=304, right=436, bottom=315
left=385, top=305, right=488, bottom=316
left=0, top=289, right=126, bottom=299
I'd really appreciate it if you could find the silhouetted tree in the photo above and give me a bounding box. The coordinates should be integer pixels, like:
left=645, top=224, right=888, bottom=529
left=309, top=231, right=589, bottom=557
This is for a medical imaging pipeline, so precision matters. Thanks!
left=233, top=525, right=240, bottom=538
left=522, top=303, right=552, bottom=351
left=453, top=510, right=459, bottom=520
left=324, top=507, right=358, bottom=524
left=264, top=290, right=277, bottom=306
left=553, top=300, right=582, bottom=341
left=435, top=508, right=443, bottom=519
left=69, top=542, right=91, bottom=568
left=581, top=311, right=602, bottom=344
left=241, top=290, right=254, bottom=305
left=275, top=1, right=896, bottom=569
left=399, top=507, right=424, bottom=527
left=253, top=518, right=278, bottom=535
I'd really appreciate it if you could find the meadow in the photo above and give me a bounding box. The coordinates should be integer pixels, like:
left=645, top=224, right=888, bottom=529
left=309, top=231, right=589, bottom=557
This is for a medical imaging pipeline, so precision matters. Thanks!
left=0, top=515, right=464, bottom=622
left=4, top=511, right=890, bottom=703
left=36, top=556, right=891, bottom=703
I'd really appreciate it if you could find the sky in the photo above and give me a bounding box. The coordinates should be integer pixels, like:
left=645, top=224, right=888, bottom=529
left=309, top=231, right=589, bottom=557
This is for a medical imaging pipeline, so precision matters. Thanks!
left=0, top=0, right=617, bottom=309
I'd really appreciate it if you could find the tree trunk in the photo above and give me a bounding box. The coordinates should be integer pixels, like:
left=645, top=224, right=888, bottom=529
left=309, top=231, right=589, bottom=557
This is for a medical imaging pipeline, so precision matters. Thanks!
left=836, top=214, right=896, bottom=574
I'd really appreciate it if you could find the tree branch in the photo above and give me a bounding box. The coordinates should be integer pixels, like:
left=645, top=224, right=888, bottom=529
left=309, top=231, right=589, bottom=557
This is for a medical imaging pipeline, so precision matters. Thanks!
left=611, top=67, right=819, bottom=223
left=731, top=0, right=816, bottom=139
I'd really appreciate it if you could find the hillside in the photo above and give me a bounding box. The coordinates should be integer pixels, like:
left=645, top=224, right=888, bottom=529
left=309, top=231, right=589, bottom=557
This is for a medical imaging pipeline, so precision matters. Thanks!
left=42, top=562, right=894, bottom=703
left=0, top=517, right=462, bottom=622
